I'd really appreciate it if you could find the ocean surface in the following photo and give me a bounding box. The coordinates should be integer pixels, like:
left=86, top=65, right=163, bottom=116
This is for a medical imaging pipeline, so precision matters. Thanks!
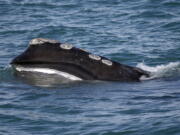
left=0, top=0, right=180, bottom=134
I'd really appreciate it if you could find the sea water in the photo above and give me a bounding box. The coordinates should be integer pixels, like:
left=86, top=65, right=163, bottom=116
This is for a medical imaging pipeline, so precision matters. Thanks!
left=0, top=0, right=180, bottom=134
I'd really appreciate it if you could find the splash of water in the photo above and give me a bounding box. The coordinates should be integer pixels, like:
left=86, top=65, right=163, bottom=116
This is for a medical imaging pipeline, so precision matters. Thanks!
left=137, top=62, right=180, bottom=80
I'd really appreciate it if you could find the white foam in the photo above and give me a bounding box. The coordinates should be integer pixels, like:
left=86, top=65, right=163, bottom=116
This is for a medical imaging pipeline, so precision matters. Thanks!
left=137, top=62, right=180, bottom=80
left=15, top=66, right=82, bottom=81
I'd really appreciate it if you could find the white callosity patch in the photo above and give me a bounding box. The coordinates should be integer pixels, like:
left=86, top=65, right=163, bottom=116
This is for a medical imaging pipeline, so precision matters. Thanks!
left=89, top=54, right=101, bottom=61
left=15, top=66, right=82, bottom=81
left=102, top=59, right=113, bottom=66
left=29, top=38, right=59, bottom=46
left=60, top=43, right=73, bottom=50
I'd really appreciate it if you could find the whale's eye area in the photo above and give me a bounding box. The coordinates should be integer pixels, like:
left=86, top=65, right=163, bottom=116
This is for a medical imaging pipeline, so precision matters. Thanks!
left=60, top=43, right=73, bottom=50
left=88, top=54, right=101, bottom=61
left=102, top=59, right=113, bottom=66
left=29, top=38, right=59, bottom=46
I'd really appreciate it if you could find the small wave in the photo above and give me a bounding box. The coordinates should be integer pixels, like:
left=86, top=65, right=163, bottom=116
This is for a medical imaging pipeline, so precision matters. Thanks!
left=0, top=65, right=15, bottom=82
left=163, top=1, right=180, bottom=7
left=162, top=21, right=180, bottom=32
left=4, top=0, right=76, bottom=8
left=137, top=62, right=180, bottom=80
left=133, top=10, right=174, bottom=19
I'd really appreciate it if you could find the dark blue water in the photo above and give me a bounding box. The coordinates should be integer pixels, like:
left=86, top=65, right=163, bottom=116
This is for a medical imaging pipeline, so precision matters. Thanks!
left=0, top=0, right=180, bottom=134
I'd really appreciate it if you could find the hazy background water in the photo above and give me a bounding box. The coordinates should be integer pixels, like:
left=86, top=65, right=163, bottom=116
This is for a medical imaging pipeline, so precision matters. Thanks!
left=0, top=0, right=180, bottom=134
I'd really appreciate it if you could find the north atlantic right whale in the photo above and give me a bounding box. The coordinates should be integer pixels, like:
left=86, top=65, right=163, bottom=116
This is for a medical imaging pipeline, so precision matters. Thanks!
left=10, top=38, right=150, bottom=82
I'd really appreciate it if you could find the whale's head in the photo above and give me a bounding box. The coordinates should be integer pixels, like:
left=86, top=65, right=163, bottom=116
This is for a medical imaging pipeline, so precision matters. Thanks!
left=10, top=38, right=85, bottom=85
left=10, top=38, right=95, bottom=81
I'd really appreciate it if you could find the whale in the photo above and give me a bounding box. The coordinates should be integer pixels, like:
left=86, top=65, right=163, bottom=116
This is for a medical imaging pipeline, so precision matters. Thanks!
left=11, top=38, right=149, bottom=82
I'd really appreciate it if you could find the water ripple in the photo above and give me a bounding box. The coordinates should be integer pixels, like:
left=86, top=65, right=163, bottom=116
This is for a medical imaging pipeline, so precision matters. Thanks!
left=0, top=0, right=180, bottom=134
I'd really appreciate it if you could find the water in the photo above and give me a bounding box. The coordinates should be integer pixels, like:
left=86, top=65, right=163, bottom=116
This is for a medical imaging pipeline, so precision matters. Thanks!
left=0, top=0, right=180, bottom=134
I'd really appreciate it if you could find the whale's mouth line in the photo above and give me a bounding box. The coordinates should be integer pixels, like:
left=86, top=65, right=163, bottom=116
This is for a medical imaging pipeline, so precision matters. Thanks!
left=11, top=60, right=99, bottom=80
left=13, top=65, right=83, bottom=81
